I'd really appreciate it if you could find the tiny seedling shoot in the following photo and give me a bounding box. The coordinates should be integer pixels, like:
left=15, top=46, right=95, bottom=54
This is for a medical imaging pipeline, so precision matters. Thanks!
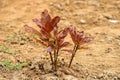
left=24, top=10, right=93, bottom=71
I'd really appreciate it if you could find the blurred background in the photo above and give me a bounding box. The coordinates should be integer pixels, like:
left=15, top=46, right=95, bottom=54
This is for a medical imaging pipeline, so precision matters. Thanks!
left=0, top=0, right=120, bottom=80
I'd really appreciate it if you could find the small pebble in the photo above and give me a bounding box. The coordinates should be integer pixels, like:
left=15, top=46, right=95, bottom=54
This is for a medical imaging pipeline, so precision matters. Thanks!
left=63, top=75, right=78, bottom=80
left=54, top=3, right=63, bottom=10
left=108, top=20, right=119, bottom=23
left=80, top=19, right=86, bottom=24
left=89, top=1, right=100, bottom=7
left=49, top=2, right=53, bottom=5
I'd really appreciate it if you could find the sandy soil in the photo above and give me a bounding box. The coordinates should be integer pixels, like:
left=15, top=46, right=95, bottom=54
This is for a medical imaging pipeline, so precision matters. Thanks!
left=0, top=0, right=120, bottom=80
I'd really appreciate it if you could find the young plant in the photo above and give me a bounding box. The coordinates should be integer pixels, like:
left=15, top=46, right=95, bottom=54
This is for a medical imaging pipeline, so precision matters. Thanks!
left=24, top=10, right=93, bottom=70
left=0, top=60, right=27, bottom=70
left=64, top=26, right=93, bottom=67
left=0, top=60, right=15, bottom=69
left=24, top=10, right=69, bottom=71
left=6, top=33, right=15, bottom=41
left=0, top=45, right=16, bottom=55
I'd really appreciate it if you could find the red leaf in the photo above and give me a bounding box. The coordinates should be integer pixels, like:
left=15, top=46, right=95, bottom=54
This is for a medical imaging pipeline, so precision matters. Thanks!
left=77, top=31, right=84, bottom=44
left=46, top=46, right=53, bottom=53
left=32, top=18, right=42, bottom=28
left=57, top=28, right=68, bottom=40
left=51, top=16, right=60, bottom=27
left=45, top=16, right=60, bottom=33
left=40, top=28, right=50, bottom=40
left=34, top=38, right=48, bottom=46
left=68, top=26, right=77, bottom=44
left=53, top=26, right=58, bottom=36
left=24, top=25, right=41, bottom=37
left=57, top=39, right=63, bottom=47
left=62, top=49, right=75, bottom=54
left=40, top=36, right=49, bottom=41
left=68, top=26, right=93, bottom=45
left=60, top=42, right=70, bottom=48
left=44, top=21, right=53, bottom=32
left=41, top=10, right=51, bottom=26
left=82, top=37, right=93, bottom=43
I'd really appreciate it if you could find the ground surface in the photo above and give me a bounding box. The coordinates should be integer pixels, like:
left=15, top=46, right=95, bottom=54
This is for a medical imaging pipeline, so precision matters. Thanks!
left=0, top=0, right=120, bottom=80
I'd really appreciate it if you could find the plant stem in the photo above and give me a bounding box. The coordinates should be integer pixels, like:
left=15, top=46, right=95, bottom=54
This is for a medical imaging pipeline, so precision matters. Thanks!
left=49, top=52, right=53, bottom=64
left=54, top=48, right=59, bottom=71
left=68, top=45, right=79, bottom=68
left=53, top=48, right=56, bottom=70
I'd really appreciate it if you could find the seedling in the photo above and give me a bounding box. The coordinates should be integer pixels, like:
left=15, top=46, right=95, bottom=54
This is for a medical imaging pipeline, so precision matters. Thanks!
left=64, top=26, right=93, bottom=67
left=6, top=33, right=16, bottom=41
left=24, top=10, right=93, bottom=71
left=0, top=60, right=28, bottom=70
left=31, top=33, right=38, bottom=38
left=0, top=60, right=15, bottom=69
left=15, top=62, right=28, bottom=70
left=0, top=45, right=16, bottom=55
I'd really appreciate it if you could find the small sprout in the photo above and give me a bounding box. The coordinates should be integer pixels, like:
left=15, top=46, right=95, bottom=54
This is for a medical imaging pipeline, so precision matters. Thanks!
left=66, top=26, right=93, bottom=67
left=24, top=10, right=68, bottom=71
left=0, top=45, right=16, bottom=55
left=0, top=60, right=15, bottom=70
left=15, top=62, right=28, bottom=70
left=0, top=60, right=28, bottom=70
left=6, top=33, right=16, bottom=41
left=24, top=10, right=93, bottom=71
left=31, top=33, right=38, bottom=38
left=0, top=45, right=8, bottom=52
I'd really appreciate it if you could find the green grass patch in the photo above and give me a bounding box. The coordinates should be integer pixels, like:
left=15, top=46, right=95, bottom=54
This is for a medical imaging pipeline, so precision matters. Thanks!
left=0, top=60, right=28, bottom=70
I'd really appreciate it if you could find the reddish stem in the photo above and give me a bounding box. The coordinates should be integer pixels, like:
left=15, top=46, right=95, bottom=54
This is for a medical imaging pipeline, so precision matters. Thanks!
left=68, top=45, right=78, bottom=68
